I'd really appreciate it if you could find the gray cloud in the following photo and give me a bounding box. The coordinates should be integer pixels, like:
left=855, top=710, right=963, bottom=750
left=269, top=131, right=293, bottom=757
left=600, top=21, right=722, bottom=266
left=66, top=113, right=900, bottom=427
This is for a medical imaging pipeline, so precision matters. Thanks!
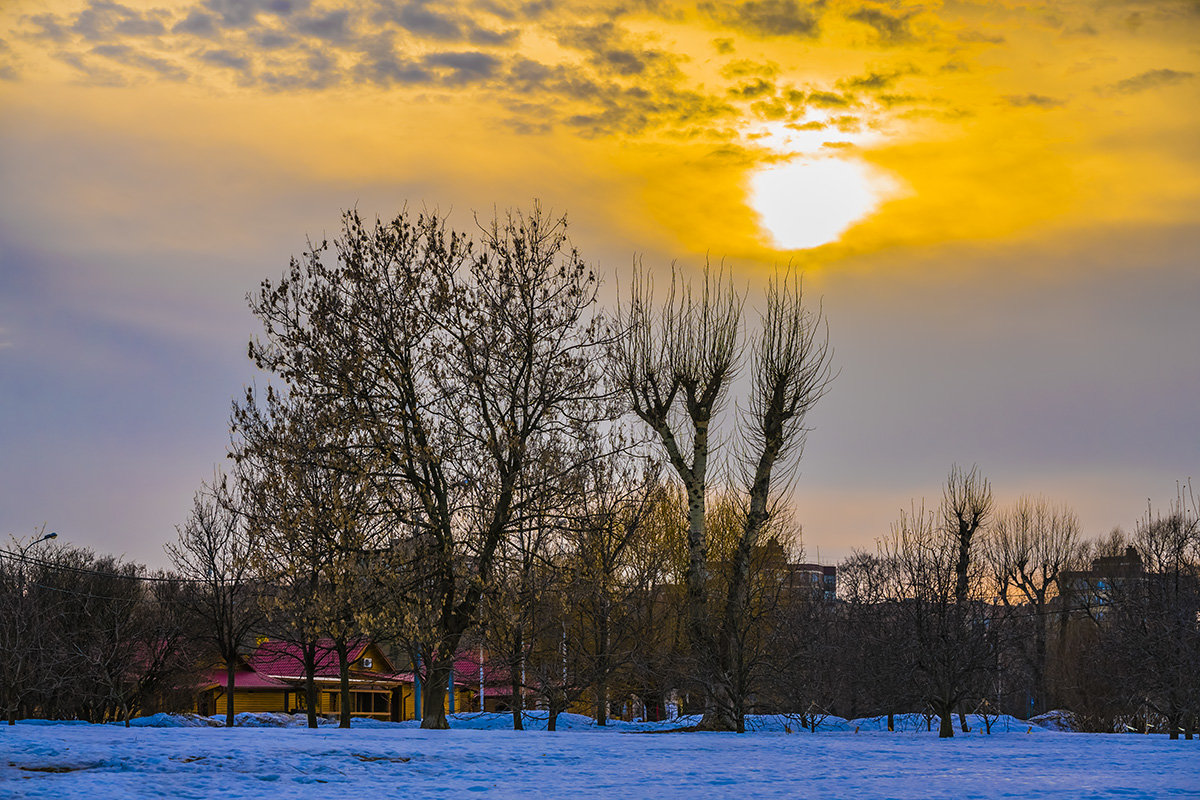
left=699, top=0, right=822, bottom=38
left=254, top=30, right=297, bottom=49
left=847, top=6, right=916, bottom=44
left=807, top=89, right=852, bottom=107
left=721, top=59, right=779, bottom=79
left=293, top=8, right=352, bottom=42
left=729, top=77, right=774, bottom=98
left=198, top=48, right=252, bottom=73
left=837, top=66, right=913, bottom=92
left=53, top=49, right=129, bottom=86
left=23, top=14, right=72, bottom=42
left=374, top=0, right=518, bottom=45
left=91, top=43, right=189, bottom=81
left=423, top=50, right=501, bottom=83
left=200, top=0, right=311, bottom=28
left=1107, top=68, right=1194, bottom=94
left=1004, top=93, right=1065, bottom=108
left=386, top=0, right=462, bottom=38
left=0, top=39, right=17, bottom=81
left=73, top=1, right=167, bottom=41
left=475, top=0, right=555, bottom=21
left=957, top=30, right=1004, bottom=45
left=557, top=21, right=675, bottom=78
left=259, top=48, right=343, bottom=89
left=172, top=10, right=218, bottom=37
left=350, top=30, right=426, bottom=85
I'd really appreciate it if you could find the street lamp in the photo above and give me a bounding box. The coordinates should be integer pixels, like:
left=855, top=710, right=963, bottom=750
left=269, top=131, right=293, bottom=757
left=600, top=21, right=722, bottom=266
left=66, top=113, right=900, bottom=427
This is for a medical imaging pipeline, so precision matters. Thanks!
left=18, top=531, right=57, bottom=557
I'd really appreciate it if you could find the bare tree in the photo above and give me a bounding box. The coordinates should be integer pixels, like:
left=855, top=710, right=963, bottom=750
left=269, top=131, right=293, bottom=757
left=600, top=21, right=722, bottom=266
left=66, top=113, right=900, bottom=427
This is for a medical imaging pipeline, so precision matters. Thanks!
left=943, top=464, right=993, bottom=609
left=716, top=273, right=833, bottom=730
left=983, top=495, right=1084, bottom=715
left=248, top=205, right=605, bottom=729
left=0, top=530, right=64, bottom=725
left=610, top=263, right=741, bottom=723
left=834, top=550, right=912, bottom=728
left=234, top=386, right=390, bottom=728
left=1107, top=484, right=1200, bottom=739
left=611, top=266, right=832, bottom=731
left=167, top=474, right=261, bottom=727
left=882, top=467, right=997, bottom=739
left=562, top=438, right=661, bottom=726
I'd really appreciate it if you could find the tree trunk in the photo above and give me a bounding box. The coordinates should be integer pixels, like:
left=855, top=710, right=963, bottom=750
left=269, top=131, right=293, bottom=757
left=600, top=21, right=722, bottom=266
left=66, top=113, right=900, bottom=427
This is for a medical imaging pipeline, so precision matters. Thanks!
left=936, top=710, right=955, bottom=743
left=887, top=711, right=894, bottom=732
left=1032, top=613, right=1048, bottom=716
left=937, top=703, right=954, bottom=738
left=304, top=647, right=318, bottom=729
left=421, top=662, right=450, bottom=730
left=547, top=692, right=560, bottom=732
left=336, top=640, right=351, bottom=729
left=696, top=677, right=738, bottom=731
left=596, top=675, right=608, bottom=726
left=958, top=706, right=970, bottom=733
left=510, top=634, right=524, bottom=731
left=595, top=612, right=609, bottom=726
left=225, top=659, right=236, bottom=727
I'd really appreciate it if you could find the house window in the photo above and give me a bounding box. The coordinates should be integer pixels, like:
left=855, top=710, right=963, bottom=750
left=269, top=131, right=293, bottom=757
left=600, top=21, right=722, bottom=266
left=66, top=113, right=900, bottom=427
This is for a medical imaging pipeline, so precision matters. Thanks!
left=353, top=692, right=389, bottom=713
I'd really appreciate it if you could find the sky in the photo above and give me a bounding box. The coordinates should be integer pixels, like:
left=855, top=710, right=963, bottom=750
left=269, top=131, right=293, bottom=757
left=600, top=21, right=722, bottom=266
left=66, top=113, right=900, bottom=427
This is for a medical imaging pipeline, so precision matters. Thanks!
left=1, top=0, right=1198, bottom=568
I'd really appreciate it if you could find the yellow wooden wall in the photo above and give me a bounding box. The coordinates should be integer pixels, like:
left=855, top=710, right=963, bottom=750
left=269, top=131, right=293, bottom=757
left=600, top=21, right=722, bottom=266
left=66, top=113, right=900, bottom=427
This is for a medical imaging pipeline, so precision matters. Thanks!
left=198, top=684, right=476, bottom=720
left=196, top=690, right=291, bottom=715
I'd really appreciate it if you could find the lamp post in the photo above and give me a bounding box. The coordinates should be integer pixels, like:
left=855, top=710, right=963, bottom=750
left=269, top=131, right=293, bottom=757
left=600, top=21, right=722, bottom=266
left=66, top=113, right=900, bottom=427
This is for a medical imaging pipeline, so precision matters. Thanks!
left=21, top=531, right=57, bottom=556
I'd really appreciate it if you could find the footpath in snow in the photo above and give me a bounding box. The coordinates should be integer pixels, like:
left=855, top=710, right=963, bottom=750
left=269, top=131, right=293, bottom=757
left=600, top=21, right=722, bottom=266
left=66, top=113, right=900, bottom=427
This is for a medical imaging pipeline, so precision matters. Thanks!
left=3, top=712, right=1198, bottom=800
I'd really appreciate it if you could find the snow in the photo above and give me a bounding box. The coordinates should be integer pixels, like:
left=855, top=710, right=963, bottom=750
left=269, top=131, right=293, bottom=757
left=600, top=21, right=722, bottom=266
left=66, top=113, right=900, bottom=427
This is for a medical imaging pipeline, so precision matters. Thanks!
left=3, top=714, right=1198, bottom=799
left=1029, top=709, right=1081, bottom=733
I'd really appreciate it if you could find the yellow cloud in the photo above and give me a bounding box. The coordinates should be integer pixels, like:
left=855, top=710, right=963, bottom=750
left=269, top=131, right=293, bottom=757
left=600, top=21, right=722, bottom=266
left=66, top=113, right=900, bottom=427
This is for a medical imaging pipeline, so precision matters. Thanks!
left=1, top=0, right=1197, bottom=268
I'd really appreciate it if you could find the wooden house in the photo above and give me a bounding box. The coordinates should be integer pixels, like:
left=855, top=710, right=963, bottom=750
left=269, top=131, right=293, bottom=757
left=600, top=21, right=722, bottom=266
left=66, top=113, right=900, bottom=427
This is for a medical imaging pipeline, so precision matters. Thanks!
left=197, top=639, right=475, bottom=721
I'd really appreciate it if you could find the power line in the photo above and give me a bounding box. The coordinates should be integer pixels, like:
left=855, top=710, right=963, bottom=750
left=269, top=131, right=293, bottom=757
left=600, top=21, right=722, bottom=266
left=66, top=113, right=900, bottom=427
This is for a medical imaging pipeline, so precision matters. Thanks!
left=0, top=547, right=203, bottom=584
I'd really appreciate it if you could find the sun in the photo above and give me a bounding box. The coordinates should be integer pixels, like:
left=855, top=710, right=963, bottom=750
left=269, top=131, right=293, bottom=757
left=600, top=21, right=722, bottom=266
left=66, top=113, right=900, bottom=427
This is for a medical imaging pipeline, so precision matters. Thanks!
left=743, top=117, right=903, bottom=250
left=749, top=156, right=899, bottom=250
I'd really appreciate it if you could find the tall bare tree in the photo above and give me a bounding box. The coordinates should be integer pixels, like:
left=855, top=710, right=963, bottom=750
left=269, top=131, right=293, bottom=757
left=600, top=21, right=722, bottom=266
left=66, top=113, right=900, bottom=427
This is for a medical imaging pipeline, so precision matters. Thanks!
left=612, top=267, right=832, bottom=731
left=167, top=474, right=261, bottom=727
left=1107, top=484, right=1200, bottom=738
left=610, top=263, right=740, bottom=702
left=983, top=495, right=1084, bottom=714
left=248, top=205, right=605, bottom=728
left=882, top=466, right=996, bottom=738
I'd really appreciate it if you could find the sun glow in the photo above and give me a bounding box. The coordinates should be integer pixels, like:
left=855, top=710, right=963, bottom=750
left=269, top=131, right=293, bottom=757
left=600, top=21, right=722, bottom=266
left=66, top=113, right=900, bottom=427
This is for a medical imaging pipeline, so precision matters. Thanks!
left=750, top=157, right=900, bottom=250
left=745, top=117, right=903, bottom=251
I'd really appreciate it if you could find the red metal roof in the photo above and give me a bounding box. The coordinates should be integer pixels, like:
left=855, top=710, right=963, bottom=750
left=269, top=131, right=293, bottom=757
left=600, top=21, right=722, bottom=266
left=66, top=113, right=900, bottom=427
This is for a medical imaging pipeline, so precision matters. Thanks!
left=246, top=639, right=401, bottom=681
left=200, top=664, right=291, bottom=691
left=201, top=640, right=523, bottom=694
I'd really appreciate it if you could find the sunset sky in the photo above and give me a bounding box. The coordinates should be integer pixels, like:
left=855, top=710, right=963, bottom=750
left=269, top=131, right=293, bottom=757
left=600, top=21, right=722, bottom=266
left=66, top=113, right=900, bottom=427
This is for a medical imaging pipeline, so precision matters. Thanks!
left=1, top=0, right=1197, bottom=567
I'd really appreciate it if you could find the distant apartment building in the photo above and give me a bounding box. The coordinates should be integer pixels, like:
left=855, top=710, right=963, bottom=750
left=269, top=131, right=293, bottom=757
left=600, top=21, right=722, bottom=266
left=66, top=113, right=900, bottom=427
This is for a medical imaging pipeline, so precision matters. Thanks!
left=1058, top=546, right=1144, bottom=617
left=788, top=562, right=838, bottom=601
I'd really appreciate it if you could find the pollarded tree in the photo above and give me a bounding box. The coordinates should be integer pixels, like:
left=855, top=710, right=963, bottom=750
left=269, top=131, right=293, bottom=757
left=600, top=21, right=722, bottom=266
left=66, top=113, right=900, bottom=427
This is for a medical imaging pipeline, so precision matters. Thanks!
left=611, top=267, right=833, bottom=731
left=610, top=263, right=740, bottom=724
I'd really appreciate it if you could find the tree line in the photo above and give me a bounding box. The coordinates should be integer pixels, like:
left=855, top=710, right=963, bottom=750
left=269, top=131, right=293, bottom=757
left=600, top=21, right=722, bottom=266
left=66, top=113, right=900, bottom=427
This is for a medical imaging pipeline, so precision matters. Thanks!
left=2, top=205, right=1196, bottom=737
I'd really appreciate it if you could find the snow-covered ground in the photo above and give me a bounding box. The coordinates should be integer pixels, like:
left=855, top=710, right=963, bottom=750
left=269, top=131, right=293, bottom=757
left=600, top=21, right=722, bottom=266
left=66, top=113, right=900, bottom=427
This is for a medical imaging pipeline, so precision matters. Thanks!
left=3, top=713, right=1198, bottom=799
